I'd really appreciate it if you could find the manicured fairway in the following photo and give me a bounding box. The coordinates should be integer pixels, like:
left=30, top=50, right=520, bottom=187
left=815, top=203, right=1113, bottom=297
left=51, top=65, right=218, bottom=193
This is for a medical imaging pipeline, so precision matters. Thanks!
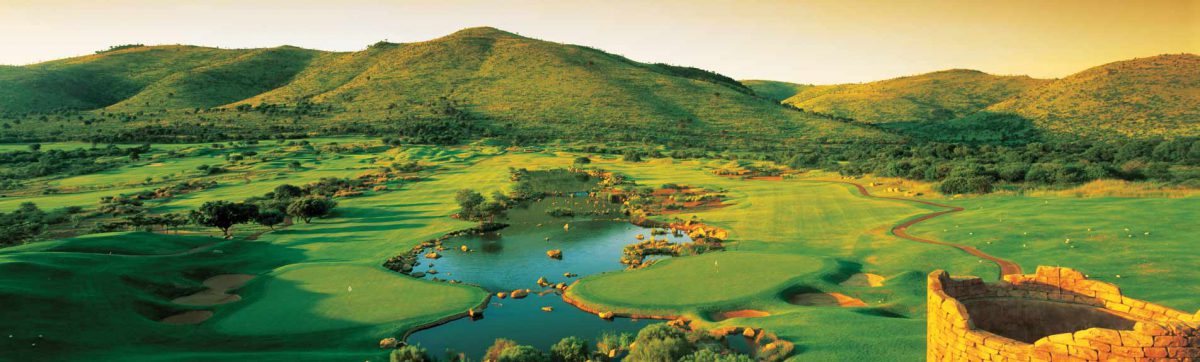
left=0, top=143, right=1196, bottom=361
left=907, top=195, right=1200, bottom=312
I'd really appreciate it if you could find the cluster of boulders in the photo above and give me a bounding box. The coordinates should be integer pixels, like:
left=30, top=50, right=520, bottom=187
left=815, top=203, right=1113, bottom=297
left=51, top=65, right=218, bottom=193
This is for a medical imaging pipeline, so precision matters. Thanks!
left=382, top=223, right=509, bottom=275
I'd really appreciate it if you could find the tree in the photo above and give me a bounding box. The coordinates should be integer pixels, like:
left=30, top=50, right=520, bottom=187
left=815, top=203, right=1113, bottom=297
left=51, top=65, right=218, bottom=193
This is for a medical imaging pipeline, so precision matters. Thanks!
left=622, top=149, right=643, bottom=162
left=255, top=209, right=286, bottom=230
left=189, top=201, right=259, bottom=238
left=28, top=143, right=41, bottom=152
left=272, top=184, right=303, bottom=199
left=288, top=161, right=303, bottom=171
left=550, top=336, right=590, bottom=362
left=286, top=197, right=337, bottom=223
left=573, top=156, right=591, bottom=165
left=455, top=189, right=485, bottom=219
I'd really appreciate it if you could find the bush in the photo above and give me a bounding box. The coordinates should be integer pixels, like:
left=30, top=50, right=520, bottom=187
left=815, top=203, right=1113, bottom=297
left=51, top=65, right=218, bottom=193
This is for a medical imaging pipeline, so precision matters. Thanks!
left=389, top=345, right=433, bottom=362
left=550, top=336, right=590, bottom=362
left=286, top=197, right=337, bottom=223
left=626, top=324, right=695, bottom=362
left=497, top=345, right=549, bottom=362
left=680, top=349, right=754, bottom=362
left=936, top=176, right=994, bottom=194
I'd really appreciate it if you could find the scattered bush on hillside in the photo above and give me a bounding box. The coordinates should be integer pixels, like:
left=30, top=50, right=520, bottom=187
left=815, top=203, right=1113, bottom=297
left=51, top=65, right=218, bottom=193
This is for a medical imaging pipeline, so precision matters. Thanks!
left=389, top=344, right=433, bottom=362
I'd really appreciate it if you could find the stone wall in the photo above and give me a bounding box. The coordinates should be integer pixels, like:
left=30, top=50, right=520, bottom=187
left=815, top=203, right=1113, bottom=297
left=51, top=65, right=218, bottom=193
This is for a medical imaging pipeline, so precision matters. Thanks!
left=928, top=266, right=1200, bottom=361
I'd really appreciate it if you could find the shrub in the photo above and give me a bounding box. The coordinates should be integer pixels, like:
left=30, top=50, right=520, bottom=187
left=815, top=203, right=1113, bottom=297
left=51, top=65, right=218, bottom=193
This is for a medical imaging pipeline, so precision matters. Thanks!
left=389, top=345, right=433, bottom=362
left=497, top=345, right=549, bottom=362
left=550, top=336, right=590, bottom=362
left=286, top=197, right=337, bottom=223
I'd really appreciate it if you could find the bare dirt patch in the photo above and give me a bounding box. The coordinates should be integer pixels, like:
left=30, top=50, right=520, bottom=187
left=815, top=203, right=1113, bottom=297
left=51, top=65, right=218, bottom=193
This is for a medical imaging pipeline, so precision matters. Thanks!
left=160, top=310, right=214, bottom=325
left=787, top=292, right=867, bottom=307
left=709, top=309, right=771, bottom=321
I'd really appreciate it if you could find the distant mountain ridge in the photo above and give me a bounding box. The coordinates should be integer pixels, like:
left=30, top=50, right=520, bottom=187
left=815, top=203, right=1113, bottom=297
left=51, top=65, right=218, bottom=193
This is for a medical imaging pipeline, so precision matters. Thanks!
left=0, top=27, right=887, bottom=145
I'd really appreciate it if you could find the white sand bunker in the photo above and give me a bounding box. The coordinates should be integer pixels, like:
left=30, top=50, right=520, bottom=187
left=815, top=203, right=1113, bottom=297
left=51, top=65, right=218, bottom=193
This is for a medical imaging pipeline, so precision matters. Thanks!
left=840, top=273, right=885, bottom=287
left=161, top=274, right=255, bottom=325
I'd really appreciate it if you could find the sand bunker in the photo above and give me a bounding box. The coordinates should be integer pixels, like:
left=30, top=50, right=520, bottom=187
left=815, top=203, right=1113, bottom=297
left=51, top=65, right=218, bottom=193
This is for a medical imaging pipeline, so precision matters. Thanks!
left=147, top=163, right=165, bottom=167
left=710, top=309, right=771, bottom=321
left=840, top=273, right=885, bottom=287
left=787, top=292, right=867, bottom=307
left=172, top=274, right=255, bottom=306
left=160, top=310, right=214, bottom=325
left=161, top=274, right=255, bottom=325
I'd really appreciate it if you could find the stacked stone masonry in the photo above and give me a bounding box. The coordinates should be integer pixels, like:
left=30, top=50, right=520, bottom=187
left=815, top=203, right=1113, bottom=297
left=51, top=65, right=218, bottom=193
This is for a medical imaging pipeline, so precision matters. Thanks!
left=928, top=266, right=1200, bottom=361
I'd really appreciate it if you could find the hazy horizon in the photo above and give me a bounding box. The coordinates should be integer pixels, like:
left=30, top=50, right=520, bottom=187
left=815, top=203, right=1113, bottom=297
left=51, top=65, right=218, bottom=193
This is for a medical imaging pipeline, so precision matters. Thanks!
left=2, top=0, right=1196, bottom=84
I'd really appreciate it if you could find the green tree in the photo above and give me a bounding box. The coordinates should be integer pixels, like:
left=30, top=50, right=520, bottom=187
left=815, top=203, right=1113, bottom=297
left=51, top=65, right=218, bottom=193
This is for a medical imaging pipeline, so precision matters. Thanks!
left=254, top=209, right=286, bottom=230
left=286, top=197, right=337, bottom=223
left=550, top=336, right=590, bottom=362
left=189, top=201, right=259, bottom=238
left=455, top=189, right=485, bottom=219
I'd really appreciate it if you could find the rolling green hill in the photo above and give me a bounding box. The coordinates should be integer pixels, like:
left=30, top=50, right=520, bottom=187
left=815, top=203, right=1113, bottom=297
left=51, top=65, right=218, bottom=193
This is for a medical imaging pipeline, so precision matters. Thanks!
left=782, top=69, right=1048, bottom=124
left=740, top=80, right=813, bottom=101
left=0, top=27, right=890, bottom=145
left=987, top=53, right=1200, bottom=138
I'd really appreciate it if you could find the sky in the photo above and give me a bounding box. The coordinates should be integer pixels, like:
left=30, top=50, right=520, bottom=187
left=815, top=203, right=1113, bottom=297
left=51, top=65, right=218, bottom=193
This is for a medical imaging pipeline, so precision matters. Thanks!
left=1, top=0, right=1196, bottom=84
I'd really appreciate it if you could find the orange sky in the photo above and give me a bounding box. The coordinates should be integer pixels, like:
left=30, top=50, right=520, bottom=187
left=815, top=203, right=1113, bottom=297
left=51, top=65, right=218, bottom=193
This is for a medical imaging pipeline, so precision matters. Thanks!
left=1, top=0, right=1196, bottom=83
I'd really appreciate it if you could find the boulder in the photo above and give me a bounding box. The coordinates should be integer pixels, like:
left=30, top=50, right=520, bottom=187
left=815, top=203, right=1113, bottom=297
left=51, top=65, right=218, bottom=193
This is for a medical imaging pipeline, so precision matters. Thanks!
left=563, top=272, right=577, bottom=278
left=541, top=306, right=554, bottom=312
left=379, top=337, right=400, bottom=349
left=546, top=249, right=563, bottom=259
left=537, top=277, right=551, bottom=287
left=410, top=272, right=426, bottom=278
left=459, top=245, right=469, bottom=252
left=598, top=311, right=614, bottom=320
left=496, top=292, right=507, bottom=299
left=510, top=289, right=530, bottom=299
left=424, top=252, right=441, bottom=259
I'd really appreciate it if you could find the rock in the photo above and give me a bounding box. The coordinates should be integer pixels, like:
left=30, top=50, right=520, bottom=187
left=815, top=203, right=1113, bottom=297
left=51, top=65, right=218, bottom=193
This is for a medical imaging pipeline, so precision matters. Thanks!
left=598, top=311, right=614, bottom=320
left=563, top=272, right=577, bottom=278
left=410, top=272, right=426, bottom=278
left=468, top=309, right=479, bottom=318
left=427, top=269, right=438, bottom=275
left=459, top=245, right=469, bottom=252
left=635, top=234, right=645, bottom=240
left=742, top=328, right=756, bottom=338
left=379, top=337, right=400, bottom=349
left=510, top=289, right=530, bottom=299
left=541, top=306, right=554, bottom=312
left=546, top=249, right=563, bottom=259
left=537, top=277, right=551, bottom=287
left=555, top=283, right=567, bottom=290
left=496, top=292, right=507, bottom=299
left=424, top=252, right=441, bottom=259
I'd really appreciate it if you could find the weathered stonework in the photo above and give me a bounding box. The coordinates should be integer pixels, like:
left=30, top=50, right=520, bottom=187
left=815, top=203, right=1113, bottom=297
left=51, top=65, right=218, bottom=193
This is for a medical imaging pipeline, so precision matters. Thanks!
left=928, top=266, right=1200, bottom=361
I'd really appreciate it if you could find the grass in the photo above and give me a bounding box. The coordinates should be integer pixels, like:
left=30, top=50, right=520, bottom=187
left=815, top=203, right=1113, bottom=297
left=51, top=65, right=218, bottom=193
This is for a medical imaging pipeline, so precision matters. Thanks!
left=906, top=194, right=1200, bottom=312
left=0, top=143, right=1195, bottom=361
